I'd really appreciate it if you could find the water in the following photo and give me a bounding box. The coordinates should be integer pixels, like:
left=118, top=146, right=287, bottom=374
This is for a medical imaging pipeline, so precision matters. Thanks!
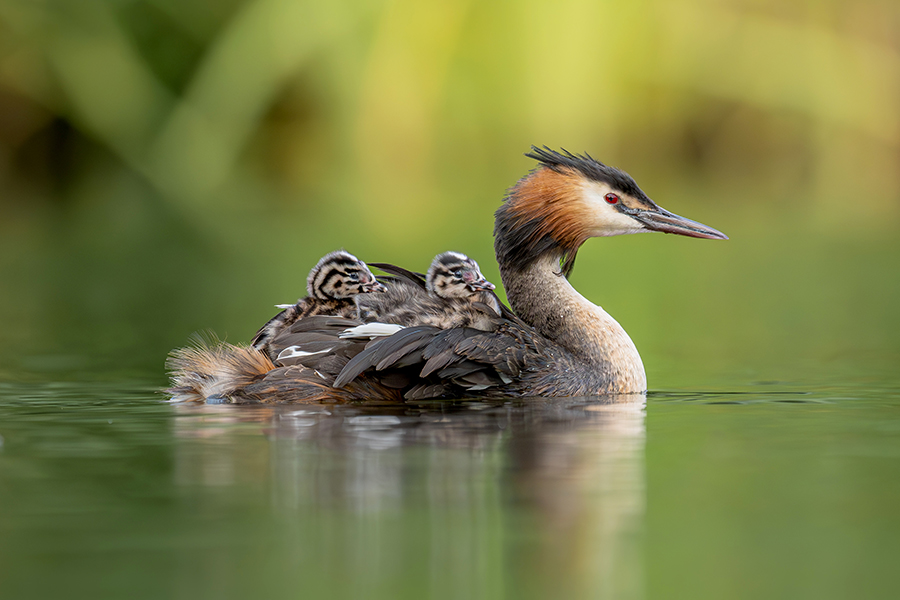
left=1, top=374, right=897, bottom=599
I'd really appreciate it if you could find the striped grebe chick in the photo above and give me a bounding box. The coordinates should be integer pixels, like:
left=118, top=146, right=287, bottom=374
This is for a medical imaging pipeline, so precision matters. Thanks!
left=250, top=250, right=385, bottom=359
left=352, top=251, right=500, bottom=332
left=424, top=251, right=502, bottom=328
left=426, top=251, right=496, bottom=300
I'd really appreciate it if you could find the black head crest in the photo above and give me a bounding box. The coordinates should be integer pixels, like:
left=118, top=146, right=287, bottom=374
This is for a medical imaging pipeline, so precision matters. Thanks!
left=524, top=146, right=650, bottom=203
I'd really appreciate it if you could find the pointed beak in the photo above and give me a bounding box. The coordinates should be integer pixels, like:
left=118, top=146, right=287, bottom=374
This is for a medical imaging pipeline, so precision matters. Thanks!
left=363, top=280, right=387, bottom=293
left=467, top=278, right=496, bottom=292
left=632, top=207, right=728, bottom=240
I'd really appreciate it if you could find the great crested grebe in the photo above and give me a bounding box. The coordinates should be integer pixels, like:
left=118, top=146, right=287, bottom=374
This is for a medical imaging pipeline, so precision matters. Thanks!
left=166, top=147, right=725, bottom=403
left=249, top=250, right=385, bottom=359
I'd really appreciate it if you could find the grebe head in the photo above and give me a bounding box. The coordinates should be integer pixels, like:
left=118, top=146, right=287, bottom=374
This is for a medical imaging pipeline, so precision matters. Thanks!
left=307, top=250, right=386, bottom=300
left=495, top=146, right=727, bottom=276
left=426, top=251, right=496, bottom=298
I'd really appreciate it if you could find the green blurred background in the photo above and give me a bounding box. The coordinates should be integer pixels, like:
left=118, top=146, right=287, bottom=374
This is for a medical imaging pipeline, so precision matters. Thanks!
left=0, top=0, right=897, bottom=385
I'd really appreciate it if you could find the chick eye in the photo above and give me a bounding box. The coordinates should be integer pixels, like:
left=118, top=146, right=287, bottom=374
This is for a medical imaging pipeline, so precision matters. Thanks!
left=605, top=193, right=619, bottom=204
left=451, top=270, right=462, bottom=278
left=347, top=272, right=360, bottom=281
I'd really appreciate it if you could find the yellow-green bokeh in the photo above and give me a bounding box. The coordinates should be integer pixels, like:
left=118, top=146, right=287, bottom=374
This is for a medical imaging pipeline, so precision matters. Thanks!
left=0, top=0, right=897, bottom=385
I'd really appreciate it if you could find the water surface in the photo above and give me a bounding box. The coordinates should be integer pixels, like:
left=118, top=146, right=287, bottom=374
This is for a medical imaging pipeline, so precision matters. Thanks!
left=0, top=373, right=897, bottom=599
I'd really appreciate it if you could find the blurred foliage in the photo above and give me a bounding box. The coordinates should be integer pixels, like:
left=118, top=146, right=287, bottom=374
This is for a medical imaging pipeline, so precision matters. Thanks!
left=0, top=0, right=897, bottom=383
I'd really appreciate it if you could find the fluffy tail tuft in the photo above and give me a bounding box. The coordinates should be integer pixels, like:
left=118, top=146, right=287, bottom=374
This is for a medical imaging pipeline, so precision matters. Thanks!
left=165, top=334, right=275, bottom=403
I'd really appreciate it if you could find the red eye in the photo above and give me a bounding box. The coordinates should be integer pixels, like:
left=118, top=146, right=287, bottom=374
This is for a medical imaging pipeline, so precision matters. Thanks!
left=604, top=193, right=619, bottom=204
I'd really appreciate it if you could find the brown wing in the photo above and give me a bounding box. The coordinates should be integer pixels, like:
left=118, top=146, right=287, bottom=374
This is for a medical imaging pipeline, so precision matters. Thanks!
left=333, top=319, right=551, bottom=399
left=267, top=315, right=363, bottom=368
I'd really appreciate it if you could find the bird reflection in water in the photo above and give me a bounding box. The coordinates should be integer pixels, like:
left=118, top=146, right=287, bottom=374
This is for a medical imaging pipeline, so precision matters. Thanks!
left=170, top=395, right=645, bottom=598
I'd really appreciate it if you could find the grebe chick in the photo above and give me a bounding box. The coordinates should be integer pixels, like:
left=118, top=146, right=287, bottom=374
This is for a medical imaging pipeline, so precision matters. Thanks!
left=354, top=252, right=501, bottom=331
left=426, top=251, right=503, bottom=325
left=427, top=252, right=496, bottom=298
left=251, top=250, right=385, bottom=359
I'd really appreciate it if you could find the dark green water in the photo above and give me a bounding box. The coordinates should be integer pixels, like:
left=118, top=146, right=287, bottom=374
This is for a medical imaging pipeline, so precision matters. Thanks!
left=0, top=370, right=897, bottom=599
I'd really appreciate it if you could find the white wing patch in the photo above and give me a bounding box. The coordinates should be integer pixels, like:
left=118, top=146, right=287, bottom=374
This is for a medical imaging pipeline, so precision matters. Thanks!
left=276, top=346, right=334, bottom=361
left=339, top=323, right=405, bottom=339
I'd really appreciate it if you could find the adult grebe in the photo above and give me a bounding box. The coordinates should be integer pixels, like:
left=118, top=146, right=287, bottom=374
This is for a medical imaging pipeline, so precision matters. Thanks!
left=165, top=147, right=725, bottom=403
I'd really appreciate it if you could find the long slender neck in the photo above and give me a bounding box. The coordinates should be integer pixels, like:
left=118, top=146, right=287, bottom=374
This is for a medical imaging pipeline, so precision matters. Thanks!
left=498, top=253, right=647, bottom=394
left=493, top=165, right=648, bottom=393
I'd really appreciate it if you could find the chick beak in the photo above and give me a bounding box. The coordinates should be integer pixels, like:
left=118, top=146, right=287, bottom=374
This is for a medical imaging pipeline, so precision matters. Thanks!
left=467, top=278, right=496, bottom=292
left=633, top=207, right=728, bottom=240
left=363, top=280, right=387, bottom=293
